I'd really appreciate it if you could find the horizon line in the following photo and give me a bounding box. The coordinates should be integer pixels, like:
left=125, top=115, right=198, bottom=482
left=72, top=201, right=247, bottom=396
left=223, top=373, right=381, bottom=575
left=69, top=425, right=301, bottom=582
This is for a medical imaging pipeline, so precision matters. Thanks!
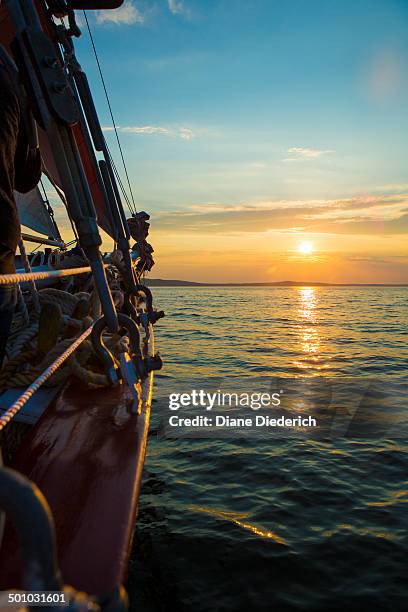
left=145, top=278, right=408, bottom=287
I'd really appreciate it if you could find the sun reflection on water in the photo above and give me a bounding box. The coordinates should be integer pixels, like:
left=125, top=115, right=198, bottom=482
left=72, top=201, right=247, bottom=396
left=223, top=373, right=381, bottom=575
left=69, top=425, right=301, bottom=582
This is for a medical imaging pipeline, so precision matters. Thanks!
left=189, top=505, right=288, bottom=545
left=293, top=287, right=329, bottom=376
left=298, top=287, right=317, bottom=321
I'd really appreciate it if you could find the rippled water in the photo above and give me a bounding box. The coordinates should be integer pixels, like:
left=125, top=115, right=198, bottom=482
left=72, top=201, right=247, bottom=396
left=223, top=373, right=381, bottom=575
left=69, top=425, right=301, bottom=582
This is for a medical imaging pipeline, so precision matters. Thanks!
left=127, top=287, right=408, bottom=611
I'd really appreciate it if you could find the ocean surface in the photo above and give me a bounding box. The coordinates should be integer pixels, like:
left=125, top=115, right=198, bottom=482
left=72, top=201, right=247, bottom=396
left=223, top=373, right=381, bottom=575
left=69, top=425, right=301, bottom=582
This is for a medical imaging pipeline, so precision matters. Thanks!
left=127, top=287, right=408, bottom=612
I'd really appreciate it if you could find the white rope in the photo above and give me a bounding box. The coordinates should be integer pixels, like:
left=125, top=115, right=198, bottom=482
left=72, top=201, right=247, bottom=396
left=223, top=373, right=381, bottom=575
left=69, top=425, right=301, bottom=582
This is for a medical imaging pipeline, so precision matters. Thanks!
left=0, top=266, right=92, bottom=285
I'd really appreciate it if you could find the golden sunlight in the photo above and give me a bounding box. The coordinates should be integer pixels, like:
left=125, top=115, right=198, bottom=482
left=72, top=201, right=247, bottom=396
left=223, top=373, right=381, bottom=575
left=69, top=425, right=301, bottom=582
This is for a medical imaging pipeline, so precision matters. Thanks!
left=298, top=241, right=314, bottom=255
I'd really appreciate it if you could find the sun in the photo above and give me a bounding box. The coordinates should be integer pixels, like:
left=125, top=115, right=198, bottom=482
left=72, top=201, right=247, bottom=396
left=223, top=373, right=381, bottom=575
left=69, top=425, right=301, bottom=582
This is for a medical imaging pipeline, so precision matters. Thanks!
left=298, top=241, right=314, bottom=255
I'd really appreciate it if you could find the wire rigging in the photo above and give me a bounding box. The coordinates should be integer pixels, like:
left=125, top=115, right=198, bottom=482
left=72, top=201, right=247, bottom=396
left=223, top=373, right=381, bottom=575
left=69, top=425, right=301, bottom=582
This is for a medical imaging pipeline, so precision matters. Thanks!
left=82, top=10, right=137, bottom=216
left=40, top=176, right=78, bottom=242
left=106, top=145, right=132, bottom=210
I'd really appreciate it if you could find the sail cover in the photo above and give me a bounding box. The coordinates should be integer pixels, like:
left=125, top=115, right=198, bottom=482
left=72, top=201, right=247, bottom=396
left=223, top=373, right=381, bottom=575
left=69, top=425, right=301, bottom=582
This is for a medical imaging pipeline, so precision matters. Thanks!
left=15, top=187, right=59, bottom=239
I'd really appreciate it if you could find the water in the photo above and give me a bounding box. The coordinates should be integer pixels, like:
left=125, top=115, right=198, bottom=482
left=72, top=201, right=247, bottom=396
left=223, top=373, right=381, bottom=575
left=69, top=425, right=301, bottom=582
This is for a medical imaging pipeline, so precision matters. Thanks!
left=127, top=287, right=408, bottom=611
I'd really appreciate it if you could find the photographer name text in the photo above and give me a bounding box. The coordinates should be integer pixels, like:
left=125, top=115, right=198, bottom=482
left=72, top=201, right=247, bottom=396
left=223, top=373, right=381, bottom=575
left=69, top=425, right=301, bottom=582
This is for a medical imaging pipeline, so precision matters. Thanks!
left=168, top=414, right=317, bottom=428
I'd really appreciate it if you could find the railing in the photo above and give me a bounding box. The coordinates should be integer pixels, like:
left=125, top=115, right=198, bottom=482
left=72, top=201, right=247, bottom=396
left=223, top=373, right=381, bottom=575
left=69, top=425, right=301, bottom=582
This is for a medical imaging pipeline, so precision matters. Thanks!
left=0, top=266, right=93, bottom=285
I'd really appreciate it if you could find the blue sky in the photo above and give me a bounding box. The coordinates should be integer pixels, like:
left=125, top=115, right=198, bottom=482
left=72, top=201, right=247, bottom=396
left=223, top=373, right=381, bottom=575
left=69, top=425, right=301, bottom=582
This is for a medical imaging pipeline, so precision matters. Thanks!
left=70, top=0, right=408, bottom=282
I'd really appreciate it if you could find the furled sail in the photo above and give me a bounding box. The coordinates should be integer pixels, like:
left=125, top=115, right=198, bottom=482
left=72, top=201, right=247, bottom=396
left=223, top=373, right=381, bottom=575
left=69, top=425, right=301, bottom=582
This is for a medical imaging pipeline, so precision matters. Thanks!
left=0, top=4, right=115, bottom=239
left=15, top=187, right=60, bottom=240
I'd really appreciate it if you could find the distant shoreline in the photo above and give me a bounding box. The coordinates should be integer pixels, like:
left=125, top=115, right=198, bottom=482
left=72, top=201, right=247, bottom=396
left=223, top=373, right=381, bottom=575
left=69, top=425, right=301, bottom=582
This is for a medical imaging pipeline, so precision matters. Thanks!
left=145, top=279, right=408, bottom=287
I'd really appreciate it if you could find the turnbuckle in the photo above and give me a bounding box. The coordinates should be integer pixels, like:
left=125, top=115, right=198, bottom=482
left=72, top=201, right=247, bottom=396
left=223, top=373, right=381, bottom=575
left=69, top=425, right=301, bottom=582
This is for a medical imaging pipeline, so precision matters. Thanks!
left=125, top=284, right=165, bottom=326
left=91, top=314, right=163, bottom=404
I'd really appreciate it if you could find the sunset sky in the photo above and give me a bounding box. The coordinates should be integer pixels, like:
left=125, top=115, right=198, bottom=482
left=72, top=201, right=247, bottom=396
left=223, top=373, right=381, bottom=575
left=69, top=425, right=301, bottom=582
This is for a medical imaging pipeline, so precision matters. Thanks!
left=66, top=0, right=408, bottom=283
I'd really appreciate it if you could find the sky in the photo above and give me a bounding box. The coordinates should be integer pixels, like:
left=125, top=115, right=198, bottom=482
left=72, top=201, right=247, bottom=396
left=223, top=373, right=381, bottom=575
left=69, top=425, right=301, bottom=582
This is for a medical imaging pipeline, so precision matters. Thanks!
left=65, top=0, right=408, bottom=283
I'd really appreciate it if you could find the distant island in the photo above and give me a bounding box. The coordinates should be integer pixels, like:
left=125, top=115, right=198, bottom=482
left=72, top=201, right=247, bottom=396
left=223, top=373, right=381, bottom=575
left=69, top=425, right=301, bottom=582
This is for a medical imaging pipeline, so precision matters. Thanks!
left=145, top=279, right=408, bottom=287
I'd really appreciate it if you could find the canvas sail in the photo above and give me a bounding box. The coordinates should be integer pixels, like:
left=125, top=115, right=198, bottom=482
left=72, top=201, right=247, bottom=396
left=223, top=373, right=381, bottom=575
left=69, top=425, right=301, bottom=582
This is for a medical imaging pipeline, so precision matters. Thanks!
left=15, top=187, right=60, bottom=240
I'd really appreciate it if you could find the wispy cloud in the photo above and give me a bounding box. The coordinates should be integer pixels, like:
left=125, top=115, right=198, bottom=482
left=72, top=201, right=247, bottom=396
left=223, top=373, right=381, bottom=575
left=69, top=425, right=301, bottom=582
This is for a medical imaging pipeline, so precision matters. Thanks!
left=95, top=1, right=144, bottom=25
left=282, top=147, right=335, bottom=162
left=153, top=194, right=408, bottom=235
left=121, top=126, right=171, bottom=136
left=167, top=0, right=189, bottom=16
left=102, top=124, right=195, bottom=139
left=177, top=127, right=195, bottom=140
left=250, top=162, right=267, bottom=169
left=372, top=183, right=408, bottom=193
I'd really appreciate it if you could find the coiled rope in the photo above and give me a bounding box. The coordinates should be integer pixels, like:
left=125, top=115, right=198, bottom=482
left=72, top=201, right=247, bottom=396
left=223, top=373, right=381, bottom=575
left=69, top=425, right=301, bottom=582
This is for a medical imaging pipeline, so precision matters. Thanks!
left=0, top=324, right=93, bottom=431
left=0, top=252, right=132, bottom=438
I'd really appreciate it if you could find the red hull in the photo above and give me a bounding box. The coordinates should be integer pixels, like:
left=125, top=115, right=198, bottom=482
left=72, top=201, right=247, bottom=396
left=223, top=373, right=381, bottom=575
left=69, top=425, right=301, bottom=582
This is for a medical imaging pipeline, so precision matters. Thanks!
left=0, top=374, right=153, bottom=595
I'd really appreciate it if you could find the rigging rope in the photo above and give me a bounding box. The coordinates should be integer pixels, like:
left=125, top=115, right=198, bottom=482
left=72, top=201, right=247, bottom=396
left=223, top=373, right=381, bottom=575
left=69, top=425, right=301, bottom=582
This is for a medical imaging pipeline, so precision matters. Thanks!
left=106, top=145, right=132, bottom=211
left=40, top=175, right=78, bottom=242
left=83, top=11, right=137, bottom=216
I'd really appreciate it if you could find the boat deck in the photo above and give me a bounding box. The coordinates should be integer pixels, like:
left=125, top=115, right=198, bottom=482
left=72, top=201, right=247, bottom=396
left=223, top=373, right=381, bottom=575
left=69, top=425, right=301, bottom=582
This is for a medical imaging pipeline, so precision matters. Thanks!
left=0, top=375, right=153, bottom=595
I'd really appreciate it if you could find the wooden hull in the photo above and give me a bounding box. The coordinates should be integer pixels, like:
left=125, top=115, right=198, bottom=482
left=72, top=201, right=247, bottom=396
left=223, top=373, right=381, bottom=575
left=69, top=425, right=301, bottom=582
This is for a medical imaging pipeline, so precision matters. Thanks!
left=0, top=370, right=154, bottom=595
